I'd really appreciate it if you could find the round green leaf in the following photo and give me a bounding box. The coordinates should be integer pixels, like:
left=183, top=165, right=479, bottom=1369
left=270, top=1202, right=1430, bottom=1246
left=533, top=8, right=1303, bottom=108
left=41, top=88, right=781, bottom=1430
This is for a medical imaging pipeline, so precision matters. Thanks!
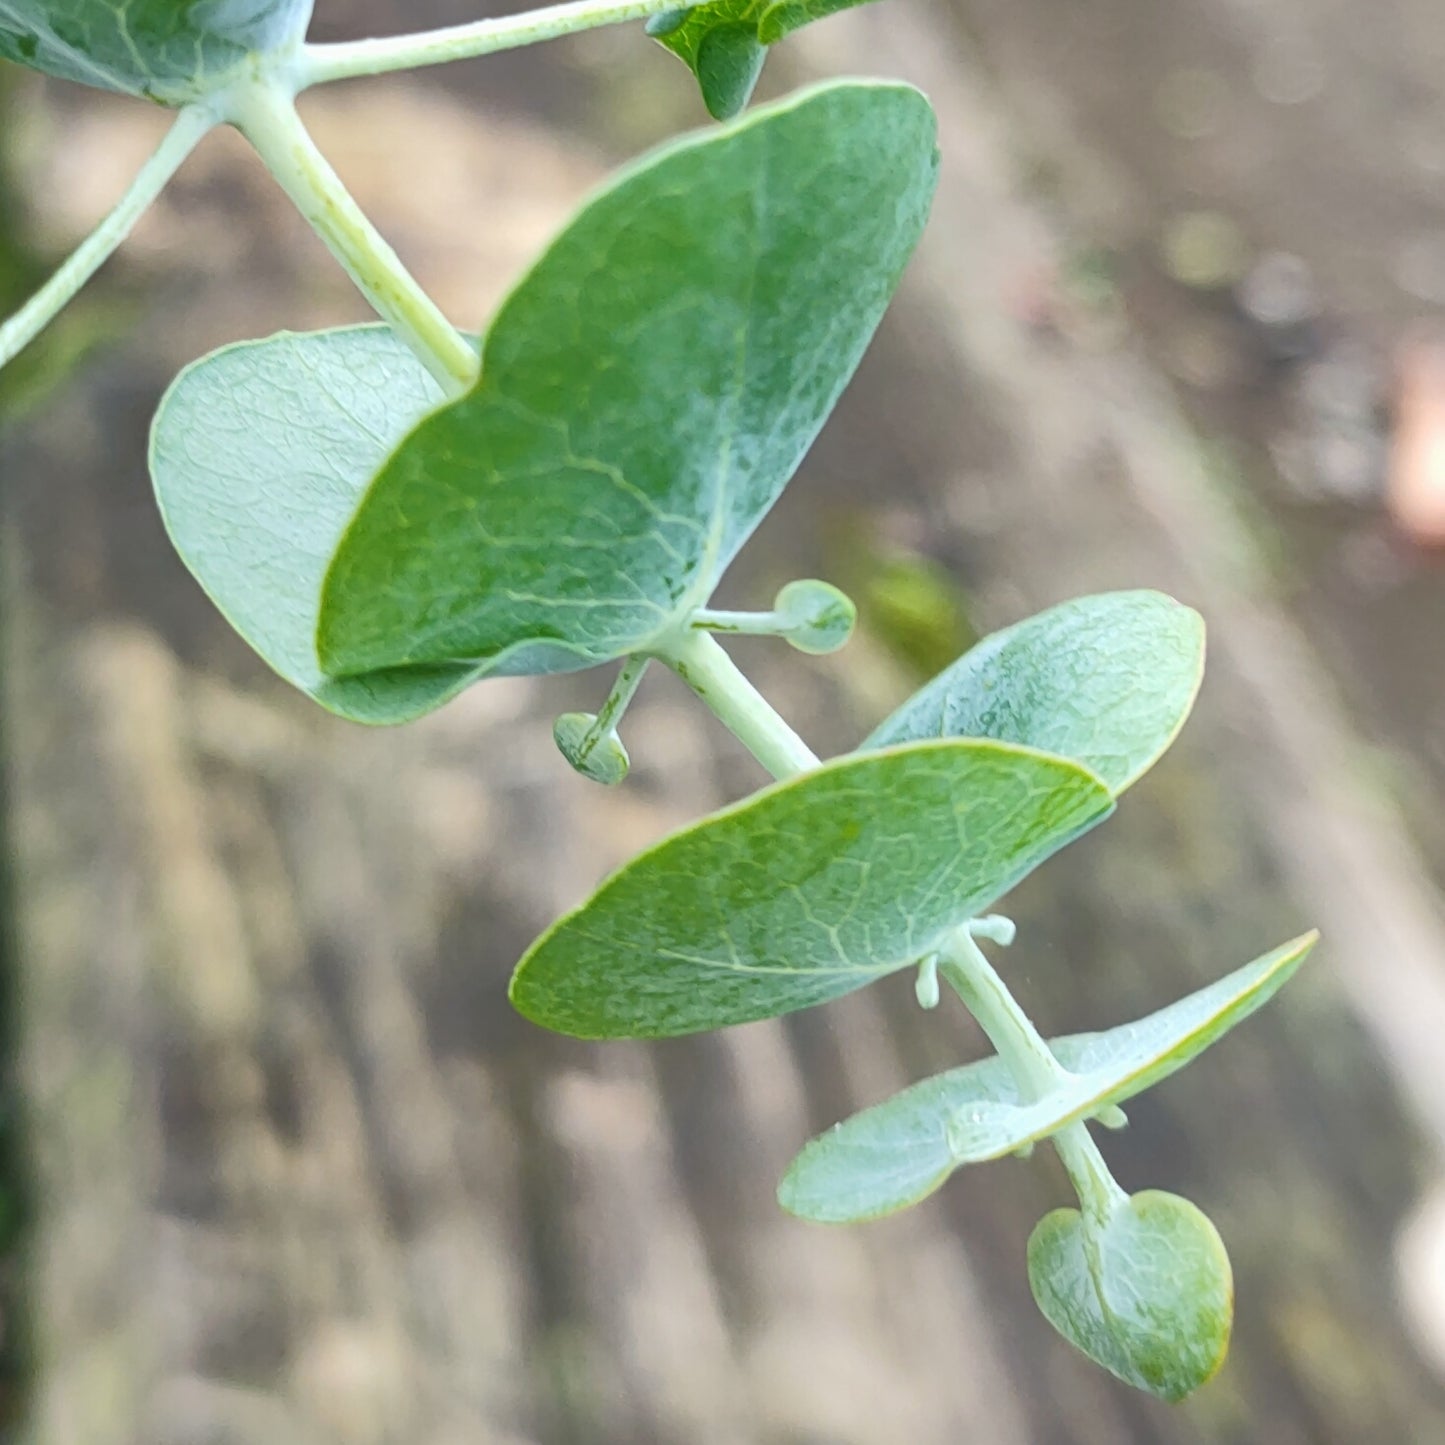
left=150, top=325, right=485, bottom=724
left=510, top=740, right=1113, bottom=1039
left=316, top=81, right=939, bottom=683
left=1028, top=1192, right=1233, bottom=1401
left=865, top=592, right=1205, bottom=795
left=0, top=0, right=314, bottom=103
left=778, top=932, right=1314, bottom=1222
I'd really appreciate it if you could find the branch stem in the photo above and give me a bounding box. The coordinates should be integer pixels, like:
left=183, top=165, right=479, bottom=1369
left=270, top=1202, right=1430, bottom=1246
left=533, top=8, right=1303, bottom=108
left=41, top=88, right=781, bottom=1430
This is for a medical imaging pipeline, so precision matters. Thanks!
left=940, top=928, right=1127, bottom=1224
left=1053, top=1124, right=1129, bottom=1227
left=939, top=928, right=1067, bottom=1102
left=653, top=629, right=820, bottom=782
left=226, top=77, right=478, bottom=395
left=0, top=103, right=215, bottom=370
left=595, top=655, right=651, bottom=736
left=300, top=0, right=704, bottom=88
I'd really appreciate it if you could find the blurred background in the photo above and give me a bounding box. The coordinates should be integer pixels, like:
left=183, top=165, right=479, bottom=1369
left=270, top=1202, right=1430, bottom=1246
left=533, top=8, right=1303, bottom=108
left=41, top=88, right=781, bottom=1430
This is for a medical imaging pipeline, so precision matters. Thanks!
left=4, top=1, right=1445, bottom=1440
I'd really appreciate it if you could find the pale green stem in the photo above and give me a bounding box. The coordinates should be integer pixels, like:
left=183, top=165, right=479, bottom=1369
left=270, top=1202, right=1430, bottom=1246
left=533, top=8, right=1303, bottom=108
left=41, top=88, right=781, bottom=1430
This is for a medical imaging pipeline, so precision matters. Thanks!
left=300, top=0, right=706, bottom=88
left=596, top=655, right=651, bottom=733
left=1054, top=1124, right=1129, bottom=1229
left=691, top=607, right=786, bottom=638
left=0, top=102, right=216, bottom=370
left=224, top=77, right=477, bottom=395
left=939, top=928, right=1066, bottom=1102
left=652, top=629, right=820, bottom=782
left=940, top=927, right=1127, bottom=1225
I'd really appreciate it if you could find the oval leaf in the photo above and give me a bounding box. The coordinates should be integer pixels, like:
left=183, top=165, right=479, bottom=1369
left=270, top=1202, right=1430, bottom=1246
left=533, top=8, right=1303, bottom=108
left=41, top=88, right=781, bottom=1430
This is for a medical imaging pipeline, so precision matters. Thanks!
left=150, top=325, right=485, bottom=724
left=778, top=932, right=1314, bottom=1222
left=1028, top=1192, right=1233, bottom=1401
left=648, top=1, right=882, bottom=120
left=511, top=740, right=1113, bottom=1039
left=0, top=0, right=314, bottom=102
left=865, top=592, right=1205, bottom=795
left=316, top=81, right=939, bottom=682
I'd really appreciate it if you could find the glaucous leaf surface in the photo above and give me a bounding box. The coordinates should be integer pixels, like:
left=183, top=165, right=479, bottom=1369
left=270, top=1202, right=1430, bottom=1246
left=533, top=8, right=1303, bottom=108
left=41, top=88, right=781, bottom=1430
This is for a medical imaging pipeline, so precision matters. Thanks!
left=1029, top=1192, right=1233, bottom=1401
left=647, top=0, right=880, bottom=118
left=510, top=740, right=1113, bottom=1038
left=317, top=82, right=938, bottom=682
left=778, top=932, right=1314, bottom=1222
left=865, top=592, right=1205, bottom=794
left=151, top=325, right=485, bottom=724
left=0, top=0, right=314, bottom=102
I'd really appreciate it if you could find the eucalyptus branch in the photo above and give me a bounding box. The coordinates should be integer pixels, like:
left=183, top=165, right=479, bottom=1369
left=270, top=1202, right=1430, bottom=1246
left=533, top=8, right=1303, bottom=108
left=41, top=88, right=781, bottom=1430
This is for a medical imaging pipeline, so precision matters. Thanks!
left=4, top=2, right=1315, bottom=1398
left=299, top=0, right=706, bottom=90
left=0, top=102, right=215, bottom=369
left=224, top=78, right=478, bottom=395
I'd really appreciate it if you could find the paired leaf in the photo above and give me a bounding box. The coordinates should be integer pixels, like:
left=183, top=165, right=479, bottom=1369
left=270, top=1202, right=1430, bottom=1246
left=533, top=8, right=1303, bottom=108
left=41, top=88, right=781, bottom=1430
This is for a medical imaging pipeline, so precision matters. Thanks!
left=510, top=740, right=1113, bottom=1039
left=865, top=591, right=1205, bottom=795
left=151, top=326, right=485, bottom=724
left=777, top=932, right=1314, bottom=1222
left=152, top=83, right=938, bottom=722
left=648, top=1, right=881, bottom=119
left=0, top=0, right=314, bottom=102
left=1029, top=1192, right=1233, bottom=1401
left=317, top=81, right=938, bottom=684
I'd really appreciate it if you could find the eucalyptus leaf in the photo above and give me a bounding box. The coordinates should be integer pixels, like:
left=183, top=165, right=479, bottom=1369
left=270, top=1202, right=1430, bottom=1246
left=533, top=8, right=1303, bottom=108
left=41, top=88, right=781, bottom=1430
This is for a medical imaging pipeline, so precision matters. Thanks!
left=317, top=81, right=938, bottom=682
left=648, top=0, right=881, bottom=119
left=150, top=325, right=484, bottom=724
left=865, top=591, right=1205, bottom=795
left=510, top=740, right=1113, bottom=1039
left=1029, top=1192, right=1233, bottom=1401
left=777, top=932, right=1314, bottom=1222
left=0, top=0, right=314, bottom=102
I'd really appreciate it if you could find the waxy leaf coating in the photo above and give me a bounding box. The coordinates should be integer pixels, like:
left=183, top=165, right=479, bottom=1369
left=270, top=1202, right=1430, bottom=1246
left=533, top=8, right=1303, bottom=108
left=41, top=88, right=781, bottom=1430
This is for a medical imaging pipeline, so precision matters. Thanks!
left=510, top=740, right=1113, bottom=1038
left=151, top=327, right=485, bottom=724
left=648, top=0, right=882, bottom=119
left=1029, top=1192, right=1233, bottom=1401
left=317, top=81, right=938, bottom=683
left=0, top=0, right=314, bottom=102
left=866, top=591, right=1205, bottom=795
left=778, top=932, right=1314, bottom=1222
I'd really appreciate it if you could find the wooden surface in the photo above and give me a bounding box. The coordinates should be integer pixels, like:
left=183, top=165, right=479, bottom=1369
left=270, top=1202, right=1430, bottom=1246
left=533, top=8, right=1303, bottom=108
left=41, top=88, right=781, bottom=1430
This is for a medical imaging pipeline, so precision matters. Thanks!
left=4, top=5, right=1445, bottom=1441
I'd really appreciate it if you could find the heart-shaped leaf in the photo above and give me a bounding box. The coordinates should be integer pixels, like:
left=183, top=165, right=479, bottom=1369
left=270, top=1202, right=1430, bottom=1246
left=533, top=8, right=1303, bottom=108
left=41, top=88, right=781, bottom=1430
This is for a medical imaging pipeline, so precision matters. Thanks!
left=865, top=592, right=1205, bottom=795
left=510, top=739, right=1113, bottom=1039
left=777, top=932, right=1314, bottom=1222
left=1028, top=1191, right=1233, bottom=1401
left=316, top=81, right=937, bottom=684
left=151, top=326, right=486, bottom=724
left=0, top=0, right=314, bottom=102
left=648, top=1, right=882, bottom=119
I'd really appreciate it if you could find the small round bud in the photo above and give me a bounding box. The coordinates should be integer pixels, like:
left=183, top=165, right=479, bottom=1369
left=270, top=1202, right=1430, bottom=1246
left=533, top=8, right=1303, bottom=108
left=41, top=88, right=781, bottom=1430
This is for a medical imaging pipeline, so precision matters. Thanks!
left=554, top=712, right=630, bottom=786
left=774, top=579, right=857, bottom=655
